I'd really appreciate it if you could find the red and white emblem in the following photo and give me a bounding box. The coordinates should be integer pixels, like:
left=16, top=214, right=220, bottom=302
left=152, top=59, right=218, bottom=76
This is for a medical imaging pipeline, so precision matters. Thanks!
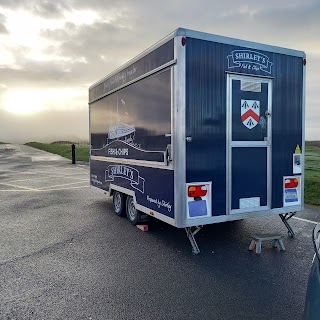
left=241, top=99, right=260, bottom=129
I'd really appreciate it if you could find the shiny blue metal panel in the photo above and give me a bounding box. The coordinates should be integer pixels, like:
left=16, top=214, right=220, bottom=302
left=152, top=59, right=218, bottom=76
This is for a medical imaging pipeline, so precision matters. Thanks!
left=271, top=54, right=303, bottom=208
left=185, top=37, right=304, bottom=215
left=232, top=148, right=267, bottom=209
left=186, top=38, right=227, bottom=216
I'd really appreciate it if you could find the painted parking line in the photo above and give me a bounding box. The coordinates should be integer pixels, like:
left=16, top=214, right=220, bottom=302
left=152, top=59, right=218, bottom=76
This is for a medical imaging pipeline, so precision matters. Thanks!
left=0, top=182, right=39, bottom=191
left=0, top=171, right=88, bottom=182
left=0, top=185, right=90, bottom=192
left=9, top=177, right=88, bottom=183
left=33, top=167, right=83, bottom=172
left=0, top=169, right=25, bottom=173
left=34, top=173, right=88, bottom=179
left=20, top=171, right=87, bottom=178
left=0, top=178, right=88, bottom=192
left=38, top=185, right=90, bottom=191
left=35, top=164, right=89, bottom=172
left=3, top=169, right=86, bottom=176
left=0, top=189, right=40, bottom=192
left=37, top=181, right=88, bottom=190
left=0, top=167, right=88, bottom=175
left=293, top=216, right=319, bottom=225
left=0, top=169, right=42, bottom=176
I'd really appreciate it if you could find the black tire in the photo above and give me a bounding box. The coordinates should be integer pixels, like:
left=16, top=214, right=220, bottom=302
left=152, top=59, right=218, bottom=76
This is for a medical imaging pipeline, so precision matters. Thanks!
left=112, top=191, right=126, bottom=216
left=126, top=196, right=141, bottom=225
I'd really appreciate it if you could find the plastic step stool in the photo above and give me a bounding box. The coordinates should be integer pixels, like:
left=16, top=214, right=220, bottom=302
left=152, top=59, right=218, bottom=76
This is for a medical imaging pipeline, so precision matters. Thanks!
left=249, top=234, right=285, bottom=254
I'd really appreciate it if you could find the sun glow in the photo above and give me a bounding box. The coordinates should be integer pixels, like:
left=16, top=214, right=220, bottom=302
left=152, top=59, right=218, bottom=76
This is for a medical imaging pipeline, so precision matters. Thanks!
left=3, top=89, right=86, bottom=115
left=3, top=90, right=46, bottom=115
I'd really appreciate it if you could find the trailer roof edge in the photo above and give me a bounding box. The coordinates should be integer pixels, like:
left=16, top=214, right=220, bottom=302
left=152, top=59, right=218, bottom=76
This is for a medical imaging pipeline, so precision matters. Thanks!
left=89, top=27, right=305, bottom=90
left=177, top=28, right=305, bottom=58
left=89, top=30, right=177, bottom=90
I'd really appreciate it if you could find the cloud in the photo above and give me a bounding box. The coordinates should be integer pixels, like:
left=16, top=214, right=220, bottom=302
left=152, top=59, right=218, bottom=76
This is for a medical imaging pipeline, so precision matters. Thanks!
left=0, top=0, right=70, bottom=18
left=184, top=1, right=320, bottom=52
left=0, top=0, right=25, bottom=8
left=0, top=23, right=8, bottom=33
left=37, top=16, right=148, bottom=84
left=66, top=0, right=130, bottom=12
left=0, top=12, right=8, bottom=33
left=30, top=0, right=70, bottom=19
left=41, top=21, right=137, bottom=62
left=0, top=61, right=78, bottom=88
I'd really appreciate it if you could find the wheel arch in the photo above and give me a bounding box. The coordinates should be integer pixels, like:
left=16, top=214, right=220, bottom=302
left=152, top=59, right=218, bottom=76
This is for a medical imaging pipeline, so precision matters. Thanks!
left=109, top=184, right=137, bottom=205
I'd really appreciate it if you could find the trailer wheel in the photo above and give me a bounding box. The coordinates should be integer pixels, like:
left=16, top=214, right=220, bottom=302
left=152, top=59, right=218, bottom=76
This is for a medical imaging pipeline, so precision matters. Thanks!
left=126, top=196, right=141, bottom=225
left=113, top=191, right=126, bottom=216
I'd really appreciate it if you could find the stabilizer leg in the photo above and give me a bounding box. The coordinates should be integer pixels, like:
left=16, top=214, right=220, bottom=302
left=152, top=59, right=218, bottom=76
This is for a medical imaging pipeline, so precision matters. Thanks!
left=279, top=213, right=296, bottom=237
left=185, top=226, right=203, bottom=254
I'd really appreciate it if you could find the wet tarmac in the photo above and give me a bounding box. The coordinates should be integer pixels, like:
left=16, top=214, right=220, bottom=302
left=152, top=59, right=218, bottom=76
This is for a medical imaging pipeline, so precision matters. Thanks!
left=0, top=144, right=319, bottom=320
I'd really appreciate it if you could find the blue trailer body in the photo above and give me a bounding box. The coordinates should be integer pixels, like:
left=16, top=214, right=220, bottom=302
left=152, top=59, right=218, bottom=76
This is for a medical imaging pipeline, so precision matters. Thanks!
left=89, top=28, right=305, bottom=231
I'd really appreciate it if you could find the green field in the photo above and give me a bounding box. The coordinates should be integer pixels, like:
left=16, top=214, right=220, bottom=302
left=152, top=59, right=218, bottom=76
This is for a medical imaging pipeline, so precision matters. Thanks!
left=306, top=141, right=320, bottom=148
left=305, top=146, right=320, bottom=205
left=25, top=142, right=89, bottom=162
left=25, top=142, right=320, bottom=205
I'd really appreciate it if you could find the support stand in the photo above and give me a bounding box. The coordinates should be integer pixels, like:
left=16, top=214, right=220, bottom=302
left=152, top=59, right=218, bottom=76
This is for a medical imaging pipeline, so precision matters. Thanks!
left=185, top=226, right=203, bottom=254
left=279, top=213, right=296, bottom=237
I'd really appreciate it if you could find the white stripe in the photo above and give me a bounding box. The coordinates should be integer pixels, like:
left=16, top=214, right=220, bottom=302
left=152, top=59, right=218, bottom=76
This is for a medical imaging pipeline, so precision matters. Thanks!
left=0, top=169, right=87, bottom=178
left=37, top=181, right=88, bottom=190
left=0, top=189, right=36, bottom=192
left=293, top=216, right=319, bottom=225
left=9, top=177, right=88, bottom=183
left=0, top=182, right=39, bottom=191
left=37, top=186, right=90, bottom=191
left=0, top=186, right=90, bottom=192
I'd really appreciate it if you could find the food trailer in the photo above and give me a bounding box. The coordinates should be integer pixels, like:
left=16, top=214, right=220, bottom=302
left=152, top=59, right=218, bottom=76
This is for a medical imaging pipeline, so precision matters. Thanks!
left=89, top=28, right=305, bottom=253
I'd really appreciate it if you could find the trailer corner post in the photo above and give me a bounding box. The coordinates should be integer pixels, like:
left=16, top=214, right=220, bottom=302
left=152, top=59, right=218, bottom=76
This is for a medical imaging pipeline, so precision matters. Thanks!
left=173, top=34, right=187, bottom=229
left=185, top=226, right=203, bottom=254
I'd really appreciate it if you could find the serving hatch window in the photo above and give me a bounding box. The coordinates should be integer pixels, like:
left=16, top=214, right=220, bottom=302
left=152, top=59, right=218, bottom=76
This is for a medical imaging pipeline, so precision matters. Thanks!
left=90, top=69, right=172, bottom=163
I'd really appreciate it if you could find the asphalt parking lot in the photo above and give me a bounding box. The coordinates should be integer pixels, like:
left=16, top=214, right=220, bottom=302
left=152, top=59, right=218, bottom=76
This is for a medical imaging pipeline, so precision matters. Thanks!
left=0, top=144, right=319, bottom=320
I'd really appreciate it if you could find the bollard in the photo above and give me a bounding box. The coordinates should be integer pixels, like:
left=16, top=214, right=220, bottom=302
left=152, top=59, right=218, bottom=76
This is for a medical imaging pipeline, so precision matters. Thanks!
left=71, top=144, right=76, bottom=164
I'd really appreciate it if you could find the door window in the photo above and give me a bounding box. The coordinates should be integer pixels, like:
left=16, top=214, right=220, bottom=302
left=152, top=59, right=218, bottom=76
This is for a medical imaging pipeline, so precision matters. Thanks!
left=232, top=79, right=269, bottom=141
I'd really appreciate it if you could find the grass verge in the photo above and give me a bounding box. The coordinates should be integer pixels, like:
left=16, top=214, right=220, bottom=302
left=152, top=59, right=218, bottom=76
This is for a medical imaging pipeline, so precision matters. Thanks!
left=305, top=146, right=320, bottom=206
left=25, top=142, right=89, bottom=162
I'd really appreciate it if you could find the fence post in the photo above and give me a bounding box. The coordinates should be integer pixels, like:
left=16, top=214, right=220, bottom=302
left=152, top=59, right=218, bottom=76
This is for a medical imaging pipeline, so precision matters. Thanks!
left=71, top=144, right=76, bottom=164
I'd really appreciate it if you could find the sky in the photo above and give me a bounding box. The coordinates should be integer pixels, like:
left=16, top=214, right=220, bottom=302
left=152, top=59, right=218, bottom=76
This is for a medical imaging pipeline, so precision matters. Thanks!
left=0, top=0, right=319, bottom=143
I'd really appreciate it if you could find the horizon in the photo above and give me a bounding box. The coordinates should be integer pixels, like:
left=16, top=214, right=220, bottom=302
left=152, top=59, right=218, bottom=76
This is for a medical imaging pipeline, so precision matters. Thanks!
left=0, top=1, right=319, bottom=142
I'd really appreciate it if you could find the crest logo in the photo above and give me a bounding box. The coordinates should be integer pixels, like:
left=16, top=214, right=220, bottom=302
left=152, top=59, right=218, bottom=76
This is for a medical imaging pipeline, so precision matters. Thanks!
left=241, top=100, right=260, bottom=129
